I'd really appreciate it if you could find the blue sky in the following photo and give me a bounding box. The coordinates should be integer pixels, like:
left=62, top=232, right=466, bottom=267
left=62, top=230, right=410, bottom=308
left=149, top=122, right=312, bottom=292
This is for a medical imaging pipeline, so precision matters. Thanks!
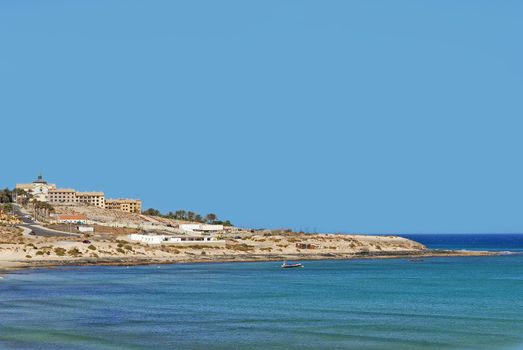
left=1, top=1, right=522, bottom=233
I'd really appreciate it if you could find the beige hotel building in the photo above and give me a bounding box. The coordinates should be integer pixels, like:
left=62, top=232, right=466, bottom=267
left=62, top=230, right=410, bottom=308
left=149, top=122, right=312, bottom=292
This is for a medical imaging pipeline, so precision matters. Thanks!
left=47, top=189, right=106, bottom=208
left=17, top=175, right=141, bottom=214
left=105, top=199, right=142, bottom=214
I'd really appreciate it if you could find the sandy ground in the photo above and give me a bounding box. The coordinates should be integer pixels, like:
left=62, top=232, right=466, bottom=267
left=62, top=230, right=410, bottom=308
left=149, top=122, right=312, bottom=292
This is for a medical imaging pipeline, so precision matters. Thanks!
left=0, top=225, right=498, bottom=274
left=52, top=204, right=210, bottom=228
left=50, top=204, right=250, bottom=235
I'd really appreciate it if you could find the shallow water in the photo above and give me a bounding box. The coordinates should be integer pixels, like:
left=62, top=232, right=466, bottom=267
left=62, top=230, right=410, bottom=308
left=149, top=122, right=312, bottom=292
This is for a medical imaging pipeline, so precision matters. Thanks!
left=1, top=234, right=523, bottom=350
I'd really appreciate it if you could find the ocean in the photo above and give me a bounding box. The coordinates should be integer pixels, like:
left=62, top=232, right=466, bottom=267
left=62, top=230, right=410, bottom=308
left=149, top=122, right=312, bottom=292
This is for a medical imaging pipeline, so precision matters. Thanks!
left=1, top=234, right=523, bottom=350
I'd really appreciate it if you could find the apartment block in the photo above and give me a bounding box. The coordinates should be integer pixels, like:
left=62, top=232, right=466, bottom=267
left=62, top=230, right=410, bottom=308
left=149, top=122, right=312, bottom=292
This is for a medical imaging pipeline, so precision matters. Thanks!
left=47, top=189, right=76, bottom=203
left=76, top=192, right=105, bottom=208
left=105, top=199, right=142, bottom=214
left=48, top=189, right=105, bottom=208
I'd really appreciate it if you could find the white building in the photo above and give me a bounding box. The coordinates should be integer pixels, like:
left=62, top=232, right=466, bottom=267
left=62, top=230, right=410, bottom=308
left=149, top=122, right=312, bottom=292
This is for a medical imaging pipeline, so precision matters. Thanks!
left=56, top=214, right=88, bottom=224
left=129, top=234, right=222, bottom=245
left=129, top=234, right=165, bottom=244
left=16, top=175, right=57, bottom=202
left=77, top=226, right=94, bottom=233
left=179, top=224, right=224, bottom=233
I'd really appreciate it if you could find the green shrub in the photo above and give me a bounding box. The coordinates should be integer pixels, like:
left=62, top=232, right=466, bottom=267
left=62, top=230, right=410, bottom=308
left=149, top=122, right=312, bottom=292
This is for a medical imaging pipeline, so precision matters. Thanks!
left=68, top=248, right=82, bottom=257
left=54, top=247, right=66, bottom=256
left=225, top=243, right=254, bottom=252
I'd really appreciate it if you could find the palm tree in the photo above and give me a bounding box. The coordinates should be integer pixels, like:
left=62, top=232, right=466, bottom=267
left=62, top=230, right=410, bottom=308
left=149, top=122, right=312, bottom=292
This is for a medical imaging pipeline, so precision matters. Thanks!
left=205, top=213, right=217, bottom=224
left=142, top=208, right=161, bottom=216
left=32, top=201, right=42, bottom=220
left=187, top=211, right=195, bottom=221
left=43, top=202, right=55, bottom=218
left=0, top=188, right=12, bottom=203
left=15, top=190, right=33, bottom=207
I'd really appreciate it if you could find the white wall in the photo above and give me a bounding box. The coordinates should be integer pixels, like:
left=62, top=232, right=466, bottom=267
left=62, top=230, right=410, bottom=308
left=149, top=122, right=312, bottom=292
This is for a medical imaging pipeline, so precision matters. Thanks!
left=179, top=224, right=200, bottom=232
left=179, top=224, right=224, bottom=232
left=129, top=234, right=165, bottom=244
left=128, top=234, right=225, bottom=245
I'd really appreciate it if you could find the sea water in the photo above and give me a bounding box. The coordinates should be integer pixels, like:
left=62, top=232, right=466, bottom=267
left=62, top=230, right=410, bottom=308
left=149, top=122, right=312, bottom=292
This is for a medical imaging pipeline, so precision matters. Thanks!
left=1, top=234, right=523, bottom=350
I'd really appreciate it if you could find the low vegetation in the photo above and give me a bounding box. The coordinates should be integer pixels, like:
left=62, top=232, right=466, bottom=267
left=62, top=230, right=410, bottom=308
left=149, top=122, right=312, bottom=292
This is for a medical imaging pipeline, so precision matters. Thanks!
left=225, top=243, right=255, bottom=252
left=54, top=247, right=66, bottom=256
left=0, top=226, right=24, bottom=244
left=141, top=208, right=233, bottom=226
left=68, top=248, right=82, bottom=257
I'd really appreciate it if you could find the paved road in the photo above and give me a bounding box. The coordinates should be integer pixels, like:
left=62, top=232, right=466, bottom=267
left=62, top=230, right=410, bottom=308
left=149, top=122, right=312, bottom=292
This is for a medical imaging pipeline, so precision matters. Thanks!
left=12, top=204, right=78, bottom=237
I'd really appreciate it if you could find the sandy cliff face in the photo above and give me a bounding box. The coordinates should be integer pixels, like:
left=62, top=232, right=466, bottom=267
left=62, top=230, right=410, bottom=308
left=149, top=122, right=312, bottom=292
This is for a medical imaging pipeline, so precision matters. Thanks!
left=52, top=205, right=148, bottom=225
left=50, top=205, right=218, bottom=232
left=232, top=233, right=426, bottom=255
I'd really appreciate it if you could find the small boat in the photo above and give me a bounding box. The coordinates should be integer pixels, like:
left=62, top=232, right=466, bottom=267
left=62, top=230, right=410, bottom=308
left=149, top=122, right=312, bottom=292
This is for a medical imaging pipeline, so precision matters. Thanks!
left=281, top=261, right=303, bottom=268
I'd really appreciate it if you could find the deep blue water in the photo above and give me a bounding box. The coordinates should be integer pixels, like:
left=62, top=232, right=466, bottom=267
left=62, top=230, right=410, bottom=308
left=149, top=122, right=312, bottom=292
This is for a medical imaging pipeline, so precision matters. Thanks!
left=1, top=234, right=523, bottom=350
left=401, top=233, right=523, bottom=252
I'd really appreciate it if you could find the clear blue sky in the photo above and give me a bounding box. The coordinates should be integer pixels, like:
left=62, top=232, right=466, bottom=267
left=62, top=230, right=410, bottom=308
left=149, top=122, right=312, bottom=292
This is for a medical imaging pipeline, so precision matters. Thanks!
left=1, top=1, right=522, bottom=233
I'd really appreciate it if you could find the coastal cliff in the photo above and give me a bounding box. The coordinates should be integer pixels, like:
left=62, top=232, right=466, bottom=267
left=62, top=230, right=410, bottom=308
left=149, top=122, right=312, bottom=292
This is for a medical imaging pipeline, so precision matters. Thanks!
left=0, top=225, right=495, bottom=272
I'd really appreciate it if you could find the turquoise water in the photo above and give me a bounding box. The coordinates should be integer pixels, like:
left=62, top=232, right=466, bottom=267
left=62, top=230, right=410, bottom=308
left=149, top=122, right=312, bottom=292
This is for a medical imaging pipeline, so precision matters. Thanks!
left=1, top=235, right=523, bottom=350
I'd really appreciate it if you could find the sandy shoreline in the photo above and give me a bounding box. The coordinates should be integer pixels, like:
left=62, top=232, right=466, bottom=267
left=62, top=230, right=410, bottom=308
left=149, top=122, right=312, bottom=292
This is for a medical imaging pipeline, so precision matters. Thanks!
left=0, top=249, right=502, bottom=276
left=0, top=217, right=506, bottom=277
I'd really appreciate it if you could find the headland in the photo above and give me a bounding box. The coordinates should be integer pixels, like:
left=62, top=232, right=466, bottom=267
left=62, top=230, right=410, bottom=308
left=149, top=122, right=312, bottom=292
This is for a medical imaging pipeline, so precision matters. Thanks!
left=0, top=176, right=500, bottom=274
